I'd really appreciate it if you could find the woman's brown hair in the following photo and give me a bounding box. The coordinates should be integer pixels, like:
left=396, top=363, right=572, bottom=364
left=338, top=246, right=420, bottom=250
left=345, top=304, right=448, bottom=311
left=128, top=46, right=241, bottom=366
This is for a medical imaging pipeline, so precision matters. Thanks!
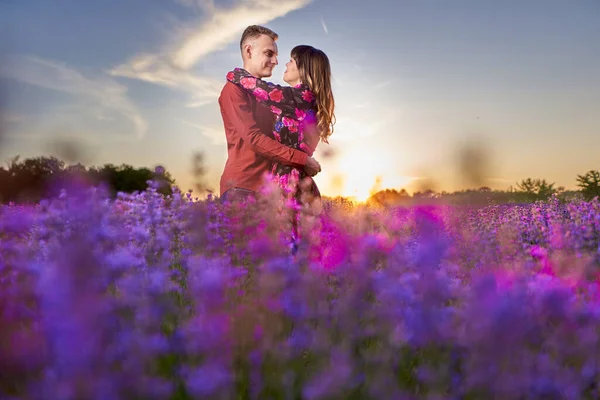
left=291, top=45, right=336, bottom=143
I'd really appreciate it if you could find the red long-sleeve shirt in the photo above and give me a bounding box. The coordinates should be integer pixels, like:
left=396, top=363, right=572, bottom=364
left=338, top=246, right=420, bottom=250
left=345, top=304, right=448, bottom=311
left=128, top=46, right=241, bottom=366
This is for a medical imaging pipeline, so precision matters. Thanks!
left=218, top=81, right=308, bottom=196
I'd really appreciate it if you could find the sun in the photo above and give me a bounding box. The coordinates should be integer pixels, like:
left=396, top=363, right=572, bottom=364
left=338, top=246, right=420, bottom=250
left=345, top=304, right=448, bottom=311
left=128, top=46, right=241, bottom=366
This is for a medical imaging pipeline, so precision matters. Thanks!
left=341, top=174, right=415, bottom=202
left=326, top=145, right=416, bottom=202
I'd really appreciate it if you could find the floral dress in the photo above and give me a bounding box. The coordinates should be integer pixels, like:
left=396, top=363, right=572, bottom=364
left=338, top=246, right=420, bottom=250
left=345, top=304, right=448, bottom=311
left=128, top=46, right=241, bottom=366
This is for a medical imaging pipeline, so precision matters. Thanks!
left=226, top=68, right=321, bottom=202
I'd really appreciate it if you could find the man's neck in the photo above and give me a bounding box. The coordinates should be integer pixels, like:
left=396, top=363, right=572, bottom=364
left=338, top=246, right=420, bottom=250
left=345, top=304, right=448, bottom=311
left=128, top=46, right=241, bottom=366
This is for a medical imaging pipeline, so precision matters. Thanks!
left=242, top=64, right=262, bottom=78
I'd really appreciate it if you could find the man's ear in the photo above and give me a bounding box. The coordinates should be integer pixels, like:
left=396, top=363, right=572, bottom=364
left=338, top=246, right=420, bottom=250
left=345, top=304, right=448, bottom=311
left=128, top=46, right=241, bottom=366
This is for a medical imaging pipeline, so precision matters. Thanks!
left=243, top=43, right=253, bottom=60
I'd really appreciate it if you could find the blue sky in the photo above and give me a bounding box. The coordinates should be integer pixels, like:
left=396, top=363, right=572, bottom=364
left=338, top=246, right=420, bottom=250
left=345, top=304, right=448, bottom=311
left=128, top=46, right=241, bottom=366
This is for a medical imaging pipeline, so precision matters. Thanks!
left=1, top=0, right=599, bottom=199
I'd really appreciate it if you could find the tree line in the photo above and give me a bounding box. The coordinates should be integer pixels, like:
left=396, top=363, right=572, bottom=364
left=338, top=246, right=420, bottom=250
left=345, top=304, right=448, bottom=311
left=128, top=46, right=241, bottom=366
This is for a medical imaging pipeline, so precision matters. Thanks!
left=366, top=171, right=600, bottom=207
left=1, top=155, right=598, bottom=206
left=0, top=156, right=175, bottom=204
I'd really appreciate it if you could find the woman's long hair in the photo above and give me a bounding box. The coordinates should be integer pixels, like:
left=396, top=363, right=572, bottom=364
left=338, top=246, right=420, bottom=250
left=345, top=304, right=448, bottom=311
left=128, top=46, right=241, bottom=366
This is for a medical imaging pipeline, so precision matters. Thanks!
left=291, top=45, right=336, bottom=143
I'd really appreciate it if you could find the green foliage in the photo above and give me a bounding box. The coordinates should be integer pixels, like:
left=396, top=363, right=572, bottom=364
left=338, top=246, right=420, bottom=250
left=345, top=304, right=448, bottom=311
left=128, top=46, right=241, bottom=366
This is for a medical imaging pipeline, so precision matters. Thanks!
left=515, top=178, right=559, bottom=201
left=0, top=155, right=175, bottom=203
left=576, top=170, right=600, bottom=200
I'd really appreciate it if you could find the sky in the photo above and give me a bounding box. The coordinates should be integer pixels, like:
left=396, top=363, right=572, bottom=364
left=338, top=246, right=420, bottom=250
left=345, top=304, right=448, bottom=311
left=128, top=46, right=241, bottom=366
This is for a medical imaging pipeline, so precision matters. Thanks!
left=1, top=0, right=599, bottom=200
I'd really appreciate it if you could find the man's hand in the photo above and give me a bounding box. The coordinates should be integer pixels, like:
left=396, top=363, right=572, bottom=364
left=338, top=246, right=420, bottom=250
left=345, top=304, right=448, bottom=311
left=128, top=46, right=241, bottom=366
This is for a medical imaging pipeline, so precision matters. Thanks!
left=304, top=156, right=321, bottom=176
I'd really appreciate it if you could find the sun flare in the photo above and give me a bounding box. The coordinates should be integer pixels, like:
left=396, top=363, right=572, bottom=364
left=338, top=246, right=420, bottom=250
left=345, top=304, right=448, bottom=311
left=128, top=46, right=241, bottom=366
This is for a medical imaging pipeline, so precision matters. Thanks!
left=326, top=145, right=417, bottom=202
left=341, top=174, right=416, bottom=202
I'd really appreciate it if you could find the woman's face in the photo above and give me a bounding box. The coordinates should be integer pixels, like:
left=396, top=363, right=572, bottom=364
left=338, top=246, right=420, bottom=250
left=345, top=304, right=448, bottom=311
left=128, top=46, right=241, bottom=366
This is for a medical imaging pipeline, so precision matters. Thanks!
left=283, top=57, right=301, bottom=86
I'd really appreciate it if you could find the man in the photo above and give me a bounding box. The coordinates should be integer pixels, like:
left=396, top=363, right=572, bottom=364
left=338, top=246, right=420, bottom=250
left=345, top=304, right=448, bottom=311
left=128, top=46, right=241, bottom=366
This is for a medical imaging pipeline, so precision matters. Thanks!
left=218, top=25, right=321, bottom=203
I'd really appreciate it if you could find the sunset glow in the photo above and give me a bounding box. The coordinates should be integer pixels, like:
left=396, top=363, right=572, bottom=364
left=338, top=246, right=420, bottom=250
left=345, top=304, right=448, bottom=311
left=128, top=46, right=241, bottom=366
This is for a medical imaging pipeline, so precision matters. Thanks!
left=345, top=175, right=416, bottom=202
left=1, top=0, right=599, bottom=195
left=319, top=143, right=418, bottom=201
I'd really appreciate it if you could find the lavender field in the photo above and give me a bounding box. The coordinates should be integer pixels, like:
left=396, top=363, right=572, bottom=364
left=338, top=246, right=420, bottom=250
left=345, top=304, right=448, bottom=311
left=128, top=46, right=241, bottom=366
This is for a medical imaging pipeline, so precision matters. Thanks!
left=1, top=181, right=600, bottom=399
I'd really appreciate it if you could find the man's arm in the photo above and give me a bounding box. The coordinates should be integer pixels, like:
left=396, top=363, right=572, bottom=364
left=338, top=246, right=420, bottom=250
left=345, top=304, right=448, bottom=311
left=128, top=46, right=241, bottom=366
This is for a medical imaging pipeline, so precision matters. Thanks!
left=220, top=84, right=308, bottom=168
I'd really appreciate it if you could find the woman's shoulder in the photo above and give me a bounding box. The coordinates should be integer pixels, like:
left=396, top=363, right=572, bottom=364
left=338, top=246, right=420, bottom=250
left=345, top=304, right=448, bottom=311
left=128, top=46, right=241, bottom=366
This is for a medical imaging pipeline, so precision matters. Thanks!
left=294, top=82, right=311, bottom=92
left=294, top=84, right=315, bottom=102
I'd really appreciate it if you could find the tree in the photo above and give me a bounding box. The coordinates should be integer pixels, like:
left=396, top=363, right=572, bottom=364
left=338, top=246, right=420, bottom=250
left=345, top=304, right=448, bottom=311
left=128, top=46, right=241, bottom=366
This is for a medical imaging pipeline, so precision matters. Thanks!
left=515, top=178, right=557, bottom=201
left=0, top=155, right=176, bottom=204
left=88, top=164, right=174, bottom=197
left=576, top=170, right=600, bottom=200
left=0, top=156, right=65, bottom=202
left=367, top=188, right=410, bottom=207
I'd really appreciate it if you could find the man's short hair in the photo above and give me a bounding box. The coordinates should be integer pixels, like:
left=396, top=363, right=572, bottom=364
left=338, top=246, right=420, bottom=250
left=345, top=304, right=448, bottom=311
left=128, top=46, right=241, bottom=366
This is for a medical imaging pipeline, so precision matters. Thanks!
left=240, top=25, right=278, bottom=49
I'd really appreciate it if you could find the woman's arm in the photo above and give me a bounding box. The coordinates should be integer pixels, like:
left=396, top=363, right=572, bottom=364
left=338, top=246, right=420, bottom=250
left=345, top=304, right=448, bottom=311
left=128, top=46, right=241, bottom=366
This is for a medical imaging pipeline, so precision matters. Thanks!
left=298, top=118, right=320, bottom=156
left=226, top=68, right=314, bottom=116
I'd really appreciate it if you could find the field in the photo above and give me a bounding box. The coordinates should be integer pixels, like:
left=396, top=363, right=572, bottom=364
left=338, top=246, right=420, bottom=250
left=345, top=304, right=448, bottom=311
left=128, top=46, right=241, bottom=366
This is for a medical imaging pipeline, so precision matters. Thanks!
left=1, top=182, right=600, bottom=399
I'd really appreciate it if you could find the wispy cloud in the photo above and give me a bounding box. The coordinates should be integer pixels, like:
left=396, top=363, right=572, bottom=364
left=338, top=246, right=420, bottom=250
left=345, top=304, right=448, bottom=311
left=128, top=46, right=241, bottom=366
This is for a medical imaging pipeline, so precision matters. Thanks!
left=108, top=53, right=223, bottom=108
left=181, top=119, right=224, bottom=145
left=174, top=0, right=216, bottom=13
left=110, top=0, right=314, bottom=106
left=320, top=16, right=328, bottom=34
left=0, top=55, right=147, bottom=140
left=170, top=0, right=313, bottom=69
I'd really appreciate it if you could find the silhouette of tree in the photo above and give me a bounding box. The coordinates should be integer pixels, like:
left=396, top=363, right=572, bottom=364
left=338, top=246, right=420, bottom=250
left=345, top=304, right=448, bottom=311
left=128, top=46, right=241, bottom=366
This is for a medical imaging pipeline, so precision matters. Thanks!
left=0, top=155, right=176, bottom=203
left=0, top=156, right=65, bottom=202
left=413, top=189, right=438, bottom=199
left=576, top=170, right=600, bottom=200
left=88, top=164, right=175, bottom=197
left=515, top=178, right=557, bottom=201
left=367, top=188, right=410, bottom=207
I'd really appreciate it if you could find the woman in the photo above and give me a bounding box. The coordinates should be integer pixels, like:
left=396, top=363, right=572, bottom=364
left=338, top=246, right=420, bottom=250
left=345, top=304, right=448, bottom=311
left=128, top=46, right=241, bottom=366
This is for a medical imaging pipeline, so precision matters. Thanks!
left=226, top=45, right=335, bottom=249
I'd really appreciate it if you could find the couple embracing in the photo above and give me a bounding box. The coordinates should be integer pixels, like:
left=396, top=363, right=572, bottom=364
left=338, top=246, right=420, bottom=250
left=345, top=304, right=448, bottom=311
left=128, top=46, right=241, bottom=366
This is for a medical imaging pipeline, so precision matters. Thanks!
left=218, top=25, right=335, bottom=217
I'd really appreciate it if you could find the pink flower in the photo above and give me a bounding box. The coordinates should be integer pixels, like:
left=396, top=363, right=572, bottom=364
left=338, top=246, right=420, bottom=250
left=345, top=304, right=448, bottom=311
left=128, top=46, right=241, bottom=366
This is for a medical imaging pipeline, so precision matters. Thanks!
left=282, top=117, right=298, bottom=132
left=294, top=108, right=306, bottom=121
left=530, top=245, right=548, bottom=259
left=253, top=87, right=269, bottom=102
left=240, top=76, right=256, bottom=89
left=226, top=71, right=234, bottom=81
left=269, top=89, right=283, bottom=102
left=302, top=90, right=314, bottom=102
left=282, top=117, right=296, bottom=128
left=299, top=142, right=310, bottom=153
left=280, top=174, right=289, bottom=188
left=270, top=106, right=282, bottom=115
left=272, top=130, right=281, bottom=141
left=310, top=223, right=349, bottom=270
left=375, top=233, right=395, bottom=253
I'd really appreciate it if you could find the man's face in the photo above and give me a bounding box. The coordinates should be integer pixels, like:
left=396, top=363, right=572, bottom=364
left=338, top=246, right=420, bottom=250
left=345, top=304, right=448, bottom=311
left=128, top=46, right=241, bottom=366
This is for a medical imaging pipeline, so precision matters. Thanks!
left=246, top=34, right=278, bottom=78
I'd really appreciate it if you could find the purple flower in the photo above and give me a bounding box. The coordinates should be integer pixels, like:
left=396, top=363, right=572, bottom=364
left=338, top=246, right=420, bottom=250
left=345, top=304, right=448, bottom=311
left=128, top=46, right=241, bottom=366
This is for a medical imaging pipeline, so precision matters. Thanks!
left=184, top=363, right=232, bottom=397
